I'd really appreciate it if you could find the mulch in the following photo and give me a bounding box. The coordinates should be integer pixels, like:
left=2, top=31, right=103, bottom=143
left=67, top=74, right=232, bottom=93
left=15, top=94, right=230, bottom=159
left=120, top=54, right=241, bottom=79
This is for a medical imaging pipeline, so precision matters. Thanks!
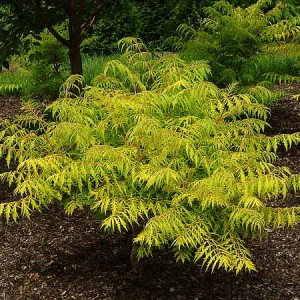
left=0, top=87, right=300, bottom=300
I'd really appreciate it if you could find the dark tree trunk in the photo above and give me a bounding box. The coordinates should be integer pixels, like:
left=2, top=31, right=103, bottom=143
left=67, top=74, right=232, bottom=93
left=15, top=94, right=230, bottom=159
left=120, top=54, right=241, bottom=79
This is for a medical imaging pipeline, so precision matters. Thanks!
left=68, top=0, right=83, bottom=75
left=32, top=0, right=106, bottom=76
left=69, top=40, right=82, bottom=75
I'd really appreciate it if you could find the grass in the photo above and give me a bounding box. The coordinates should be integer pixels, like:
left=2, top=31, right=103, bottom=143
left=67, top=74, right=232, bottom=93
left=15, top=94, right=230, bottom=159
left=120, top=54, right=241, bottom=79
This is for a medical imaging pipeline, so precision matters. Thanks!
left=237, top=43, right=300, bottom=86
left=0, top=68, right=31, bottom=96
left=0, top=54, right=120, bottom=98
left=82, top=54, right=120, bottom=86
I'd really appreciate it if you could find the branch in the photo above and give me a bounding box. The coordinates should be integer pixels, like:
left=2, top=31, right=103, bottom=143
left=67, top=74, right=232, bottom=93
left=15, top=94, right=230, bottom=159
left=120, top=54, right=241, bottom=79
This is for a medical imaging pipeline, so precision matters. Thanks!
left=29, top=0, right=70, bottom=47
left=46, top=25, right=70, bottom=47
left=81, top=0, right=107, bottom=38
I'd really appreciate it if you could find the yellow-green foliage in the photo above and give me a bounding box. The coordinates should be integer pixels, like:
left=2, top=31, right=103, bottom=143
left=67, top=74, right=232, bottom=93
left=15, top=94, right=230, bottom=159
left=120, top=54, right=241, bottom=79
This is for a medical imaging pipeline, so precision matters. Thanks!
left=1, top=39, right=300, bottom=273
left=0, top=83, right=21, bottom=95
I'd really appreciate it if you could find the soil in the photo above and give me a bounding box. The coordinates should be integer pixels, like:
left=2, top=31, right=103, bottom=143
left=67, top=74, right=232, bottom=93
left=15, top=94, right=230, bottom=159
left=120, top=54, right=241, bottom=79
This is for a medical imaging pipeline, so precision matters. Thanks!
left=1, top=87, right=300, bottom=300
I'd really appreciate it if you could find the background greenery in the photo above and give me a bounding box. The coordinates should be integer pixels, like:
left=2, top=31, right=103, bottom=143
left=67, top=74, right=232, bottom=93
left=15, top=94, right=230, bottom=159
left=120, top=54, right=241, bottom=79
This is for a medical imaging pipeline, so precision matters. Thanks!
left=1, top=0, right=299, bottom=98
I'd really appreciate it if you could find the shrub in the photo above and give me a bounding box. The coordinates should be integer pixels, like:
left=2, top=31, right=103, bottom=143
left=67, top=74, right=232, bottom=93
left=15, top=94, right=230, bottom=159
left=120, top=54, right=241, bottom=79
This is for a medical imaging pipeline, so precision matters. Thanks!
left=175, top=0, right=300, bottom=86
left=1, top=39, right=300, bottom=273
left=20, top=26, right=69, bottom=99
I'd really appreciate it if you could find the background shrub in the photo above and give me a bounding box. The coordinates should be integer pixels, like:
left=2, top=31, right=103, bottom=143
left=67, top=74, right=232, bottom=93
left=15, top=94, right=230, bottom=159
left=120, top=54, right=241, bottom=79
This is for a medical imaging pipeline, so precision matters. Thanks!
left=19, top=28, right=69, bottom=99
left=176, top=0, right=300, bottom=86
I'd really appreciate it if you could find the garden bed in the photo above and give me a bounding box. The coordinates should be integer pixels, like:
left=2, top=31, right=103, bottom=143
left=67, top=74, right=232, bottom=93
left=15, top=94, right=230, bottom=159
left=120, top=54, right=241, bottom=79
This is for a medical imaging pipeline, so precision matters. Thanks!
left=0, top=89, right=300, bottom=300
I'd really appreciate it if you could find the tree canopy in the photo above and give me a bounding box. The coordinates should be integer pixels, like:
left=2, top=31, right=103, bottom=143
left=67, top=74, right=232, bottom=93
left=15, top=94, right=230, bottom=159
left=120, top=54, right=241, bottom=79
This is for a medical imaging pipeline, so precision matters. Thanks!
left=0, top=0, right=228, bottom=72
left=0, top=0, right=108, bottom=74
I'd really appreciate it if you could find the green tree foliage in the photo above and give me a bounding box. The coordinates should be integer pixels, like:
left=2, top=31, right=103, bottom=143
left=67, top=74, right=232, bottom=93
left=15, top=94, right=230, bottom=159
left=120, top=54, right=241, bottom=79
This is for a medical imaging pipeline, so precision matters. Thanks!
left=1, top=39, right=300, bottom=273
left=0, top=0, right=108, bottom=74
left=20, top=27, right=69, bottom=98
left=0, top=5, right=14, bottom=69
left=81, top=0, right=209, bottom=55
left=175, top=0, right=300, bottom=86
left=2, top=0, right=203, bottom=71
left=0, top=25, right=69, bottom=98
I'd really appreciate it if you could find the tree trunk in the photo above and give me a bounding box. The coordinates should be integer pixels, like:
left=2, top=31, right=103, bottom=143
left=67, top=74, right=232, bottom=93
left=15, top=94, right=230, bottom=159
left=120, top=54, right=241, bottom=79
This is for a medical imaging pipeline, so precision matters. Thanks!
left=69, top=41, right=82, bottom=75
left=31, top=0, right=106, bottom=76
left=68, top=0, right=83, bottom=75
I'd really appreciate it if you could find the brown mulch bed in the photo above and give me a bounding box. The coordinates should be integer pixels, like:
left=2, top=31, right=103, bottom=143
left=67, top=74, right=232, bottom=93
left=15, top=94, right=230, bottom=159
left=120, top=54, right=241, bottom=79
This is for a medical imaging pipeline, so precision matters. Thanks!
left=1, top=89, right=300, bottom=300
left=0, top=95, right=21, bottom=120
